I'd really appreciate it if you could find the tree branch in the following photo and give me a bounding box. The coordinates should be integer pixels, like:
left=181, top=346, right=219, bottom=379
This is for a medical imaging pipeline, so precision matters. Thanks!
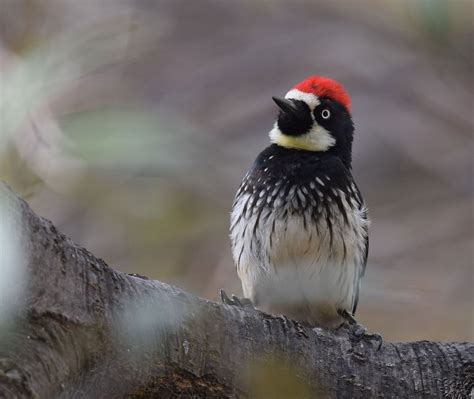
left=0, top=183, right=472, bottom=398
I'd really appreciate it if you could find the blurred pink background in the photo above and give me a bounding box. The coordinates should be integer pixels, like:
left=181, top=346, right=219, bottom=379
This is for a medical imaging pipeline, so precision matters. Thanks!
left=1, top=0, right=472, bottom=342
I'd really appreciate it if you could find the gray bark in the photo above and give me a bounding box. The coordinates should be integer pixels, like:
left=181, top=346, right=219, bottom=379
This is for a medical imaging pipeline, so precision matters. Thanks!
left=0, top=182, right=472, bottom=399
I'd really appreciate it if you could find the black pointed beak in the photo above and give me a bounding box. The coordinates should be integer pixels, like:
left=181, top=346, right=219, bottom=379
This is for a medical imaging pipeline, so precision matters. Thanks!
left=272, top=96, right=299, bottom=115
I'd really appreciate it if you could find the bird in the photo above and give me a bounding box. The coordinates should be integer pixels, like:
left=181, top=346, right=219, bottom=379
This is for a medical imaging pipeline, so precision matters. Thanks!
left=223, top=75, right=369, bottom=329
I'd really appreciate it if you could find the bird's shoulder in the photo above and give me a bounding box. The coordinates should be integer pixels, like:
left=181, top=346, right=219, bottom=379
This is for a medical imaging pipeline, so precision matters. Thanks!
left=248, top=144, right=354, bottom=190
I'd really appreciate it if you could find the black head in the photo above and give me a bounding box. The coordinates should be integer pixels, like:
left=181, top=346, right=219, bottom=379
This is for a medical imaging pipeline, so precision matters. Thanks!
left=269, top=77, right=355, bottom=168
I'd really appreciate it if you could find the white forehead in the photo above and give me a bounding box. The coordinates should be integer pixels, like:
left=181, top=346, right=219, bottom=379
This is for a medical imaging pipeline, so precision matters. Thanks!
left=285, top=89, right=320, bottom=109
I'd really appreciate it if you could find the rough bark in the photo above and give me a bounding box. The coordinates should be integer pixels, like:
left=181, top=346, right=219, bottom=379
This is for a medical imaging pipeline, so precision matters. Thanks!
left=0, top=183, right=472, bottom=399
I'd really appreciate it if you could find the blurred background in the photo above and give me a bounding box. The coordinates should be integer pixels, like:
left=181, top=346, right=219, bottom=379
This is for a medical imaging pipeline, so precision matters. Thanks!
left=0, top=0, right=472, bottom=343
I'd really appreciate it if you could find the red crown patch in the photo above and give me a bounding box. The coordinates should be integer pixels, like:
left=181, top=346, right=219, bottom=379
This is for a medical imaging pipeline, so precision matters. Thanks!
left=294, top=76, right=351, bottom=114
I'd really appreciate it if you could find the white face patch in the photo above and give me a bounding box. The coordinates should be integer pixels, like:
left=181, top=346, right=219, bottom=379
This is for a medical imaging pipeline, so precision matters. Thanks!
left=269, top=121, right=336, bottom=152
left=285, top=89, right=320, bottom=109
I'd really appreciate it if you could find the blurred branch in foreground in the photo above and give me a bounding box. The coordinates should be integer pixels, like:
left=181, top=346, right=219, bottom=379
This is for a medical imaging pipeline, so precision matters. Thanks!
left=0, top=182, right=472, bottom=398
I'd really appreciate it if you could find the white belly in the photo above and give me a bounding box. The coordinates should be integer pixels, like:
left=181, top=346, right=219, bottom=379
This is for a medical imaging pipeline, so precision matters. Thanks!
left=230, top=192, right=368, bottom=328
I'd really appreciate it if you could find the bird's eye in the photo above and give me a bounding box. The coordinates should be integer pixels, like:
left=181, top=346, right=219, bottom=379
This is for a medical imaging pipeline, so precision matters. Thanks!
left=321, top=109, right=331, bottom=119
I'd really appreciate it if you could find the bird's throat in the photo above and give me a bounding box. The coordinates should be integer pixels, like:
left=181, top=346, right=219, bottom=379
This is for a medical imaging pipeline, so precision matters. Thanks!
left=269, top=126, right=335, bottom=152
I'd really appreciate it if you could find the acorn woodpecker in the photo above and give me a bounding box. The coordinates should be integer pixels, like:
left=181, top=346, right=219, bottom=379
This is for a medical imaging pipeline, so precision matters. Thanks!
left=224, top=76, right=369, bottom=329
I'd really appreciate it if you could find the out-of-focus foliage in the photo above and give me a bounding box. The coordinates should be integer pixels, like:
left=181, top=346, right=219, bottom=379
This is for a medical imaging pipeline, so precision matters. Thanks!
left=0, top=0, right=472, bottom=348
